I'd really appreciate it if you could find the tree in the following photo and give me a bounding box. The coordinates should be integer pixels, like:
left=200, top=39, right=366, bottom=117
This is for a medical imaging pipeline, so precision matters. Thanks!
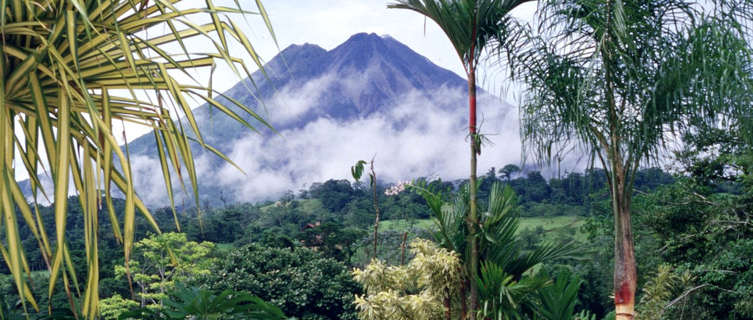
left=514, top=1, right=753, bottom=318
left=637, top=176, right=753, bottom=318
left=112, top=233, right=214, bottom=308
left=310, top=180, right=359, bottom=212
left=388, top=1, right=532, bottom=315
left=523, top=171, right=550, bottom=203
left=98, top=294, right=140, bottom=320
left=299, top=221, right=365, bottom=264
left=499, top=164, right=521, bottom=182
left=0, top=0, right=275, bottom=317
left=352, top=159, right=383, bottom=259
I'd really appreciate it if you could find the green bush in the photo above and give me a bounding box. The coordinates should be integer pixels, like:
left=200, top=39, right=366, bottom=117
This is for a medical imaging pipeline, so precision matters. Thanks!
left=198, top=244, right=361, bottom=320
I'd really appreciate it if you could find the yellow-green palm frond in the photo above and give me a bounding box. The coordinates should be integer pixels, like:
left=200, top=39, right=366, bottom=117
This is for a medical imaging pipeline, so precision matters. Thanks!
left=1, top=0, right=275, bottom=317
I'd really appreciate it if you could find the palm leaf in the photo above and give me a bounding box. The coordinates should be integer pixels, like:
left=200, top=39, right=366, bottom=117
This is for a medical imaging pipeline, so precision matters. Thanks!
left=535, top=269, right=583, bottom=320
left=0, top=0, right=275, bottom=318
left=389, top=0, right=533, bottom=70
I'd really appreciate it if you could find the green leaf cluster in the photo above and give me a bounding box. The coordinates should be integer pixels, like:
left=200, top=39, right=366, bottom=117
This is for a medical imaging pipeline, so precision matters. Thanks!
left=352, top=239, right=462, bottom=320
left=110, top=232, right=214, bottom=308
left=197, top=244, right=360, bottom=320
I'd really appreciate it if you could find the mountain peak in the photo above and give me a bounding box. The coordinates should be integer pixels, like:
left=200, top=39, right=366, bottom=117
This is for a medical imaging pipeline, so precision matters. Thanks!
left=276, top=43, right=327, bottom=63
left=332, top=32, right=390, bottom=57
left=345, top=32, right=384, bottom=42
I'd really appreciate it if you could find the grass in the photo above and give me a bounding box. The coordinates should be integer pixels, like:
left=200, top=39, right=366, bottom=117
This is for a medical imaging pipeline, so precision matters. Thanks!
left=380, top=219, right=436, bottom=231
left=518, top=215, right=584, bottom=232
left=519, top=215, right=586, bottom=242
left=379, top=215, right=586, bottom=240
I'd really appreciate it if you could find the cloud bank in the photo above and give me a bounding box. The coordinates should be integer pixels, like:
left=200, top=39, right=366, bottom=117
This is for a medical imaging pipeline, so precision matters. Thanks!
left=220, top=90, right=520, bottom=203
left=131, top=74, right=527, bottom=207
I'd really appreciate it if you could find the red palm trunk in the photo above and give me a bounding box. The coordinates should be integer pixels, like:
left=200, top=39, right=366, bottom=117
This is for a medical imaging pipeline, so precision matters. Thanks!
left=468, top=65, right=479, bottom=320
left=613, top=168, right=636, bottom=319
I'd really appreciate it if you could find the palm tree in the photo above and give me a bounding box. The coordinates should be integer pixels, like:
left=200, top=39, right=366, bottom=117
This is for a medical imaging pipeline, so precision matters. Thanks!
left=412, top=182, right=572, bottom=319
left=388, top=1, right=532, bottom=316
left=1, top=1, right=274, bottom=318
left=513, top=1, right=753, bottom=318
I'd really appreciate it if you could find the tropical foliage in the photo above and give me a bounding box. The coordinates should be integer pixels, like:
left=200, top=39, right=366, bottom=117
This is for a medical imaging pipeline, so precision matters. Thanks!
left=117, top=285, right=291, bottom=320
left=0, top=0, right=275, bottom=317
left=388, top=1, right=533, bottom=316
left=535, top=269, right=584, bottom=320
left=512, top=0, right=753, bottom=317
left=106, top=233, right=214, bottom=310
left=352, top=239, right=462, bottom=320
left=411, top=181, right=575, bottom=318
left=197, top=243, right=361, bottom=320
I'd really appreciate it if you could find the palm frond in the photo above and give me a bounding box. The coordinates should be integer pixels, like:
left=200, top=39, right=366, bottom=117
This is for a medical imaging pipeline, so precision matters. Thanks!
left=389, top=0, right=534, bottom=71
left=476, top=261, right=549, bottom=320
left=409, top=181, right=466, bottom=254
left=535, top=268, right=583, bottom=320
left=517, top=0, right=753, bottom=173
left=1, top=0, right=274, bottom=317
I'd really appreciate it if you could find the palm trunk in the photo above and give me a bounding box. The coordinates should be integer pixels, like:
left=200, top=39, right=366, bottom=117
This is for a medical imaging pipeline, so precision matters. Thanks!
left=612, top=167, right=636, bottom=320
left=601, top=1, right=636, bottom=314
left=468, top=66, right=479, bottom=320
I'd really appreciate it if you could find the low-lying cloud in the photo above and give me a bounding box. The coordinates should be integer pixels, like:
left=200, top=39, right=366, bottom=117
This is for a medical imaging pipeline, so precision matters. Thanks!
left=131, top=76, right=529, bottom=207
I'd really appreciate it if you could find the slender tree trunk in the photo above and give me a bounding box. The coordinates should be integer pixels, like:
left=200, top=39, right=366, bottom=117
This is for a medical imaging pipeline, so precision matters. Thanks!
left=468, top=66, right=479, bottom=320
left=371, top=161, right=380, bottom=260
left=400, top=231, right=408, bottom=265
left=612, top=167, right=636, bottom=319
left=601, top=1, right=636, bottom=315
left=460, top=279, right=469, bottom=320
left=444, top=288, right=452, bottom=320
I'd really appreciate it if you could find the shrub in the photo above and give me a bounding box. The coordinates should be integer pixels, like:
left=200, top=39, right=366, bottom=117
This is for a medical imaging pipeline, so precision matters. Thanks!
left=198, top=244, right=360, bottom=320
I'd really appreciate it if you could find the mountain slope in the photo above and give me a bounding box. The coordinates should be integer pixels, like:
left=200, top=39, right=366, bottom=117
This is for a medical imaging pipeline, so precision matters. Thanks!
left=123, top=33, right=518, bottom=207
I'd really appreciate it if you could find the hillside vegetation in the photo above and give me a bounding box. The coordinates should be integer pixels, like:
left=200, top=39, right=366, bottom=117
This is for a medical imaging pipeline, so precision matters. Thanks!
left=2, top=167, right=677, bottom=319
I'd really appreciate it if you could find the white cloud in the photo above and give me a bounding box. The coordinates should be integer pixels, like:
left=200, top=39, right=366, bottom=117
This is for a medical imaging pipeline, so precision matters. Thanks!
left=206, top=81, right=520, bottom=204
left=130, top=155, right=171, bottom=206
left=267, top=73, right=336, bottom=125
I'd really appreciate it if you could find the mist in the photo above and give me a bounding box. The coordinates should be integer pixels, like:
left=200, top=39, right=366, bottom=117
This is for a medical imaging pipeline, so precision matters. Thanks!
left=130, top=79, right=527, bottom=207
